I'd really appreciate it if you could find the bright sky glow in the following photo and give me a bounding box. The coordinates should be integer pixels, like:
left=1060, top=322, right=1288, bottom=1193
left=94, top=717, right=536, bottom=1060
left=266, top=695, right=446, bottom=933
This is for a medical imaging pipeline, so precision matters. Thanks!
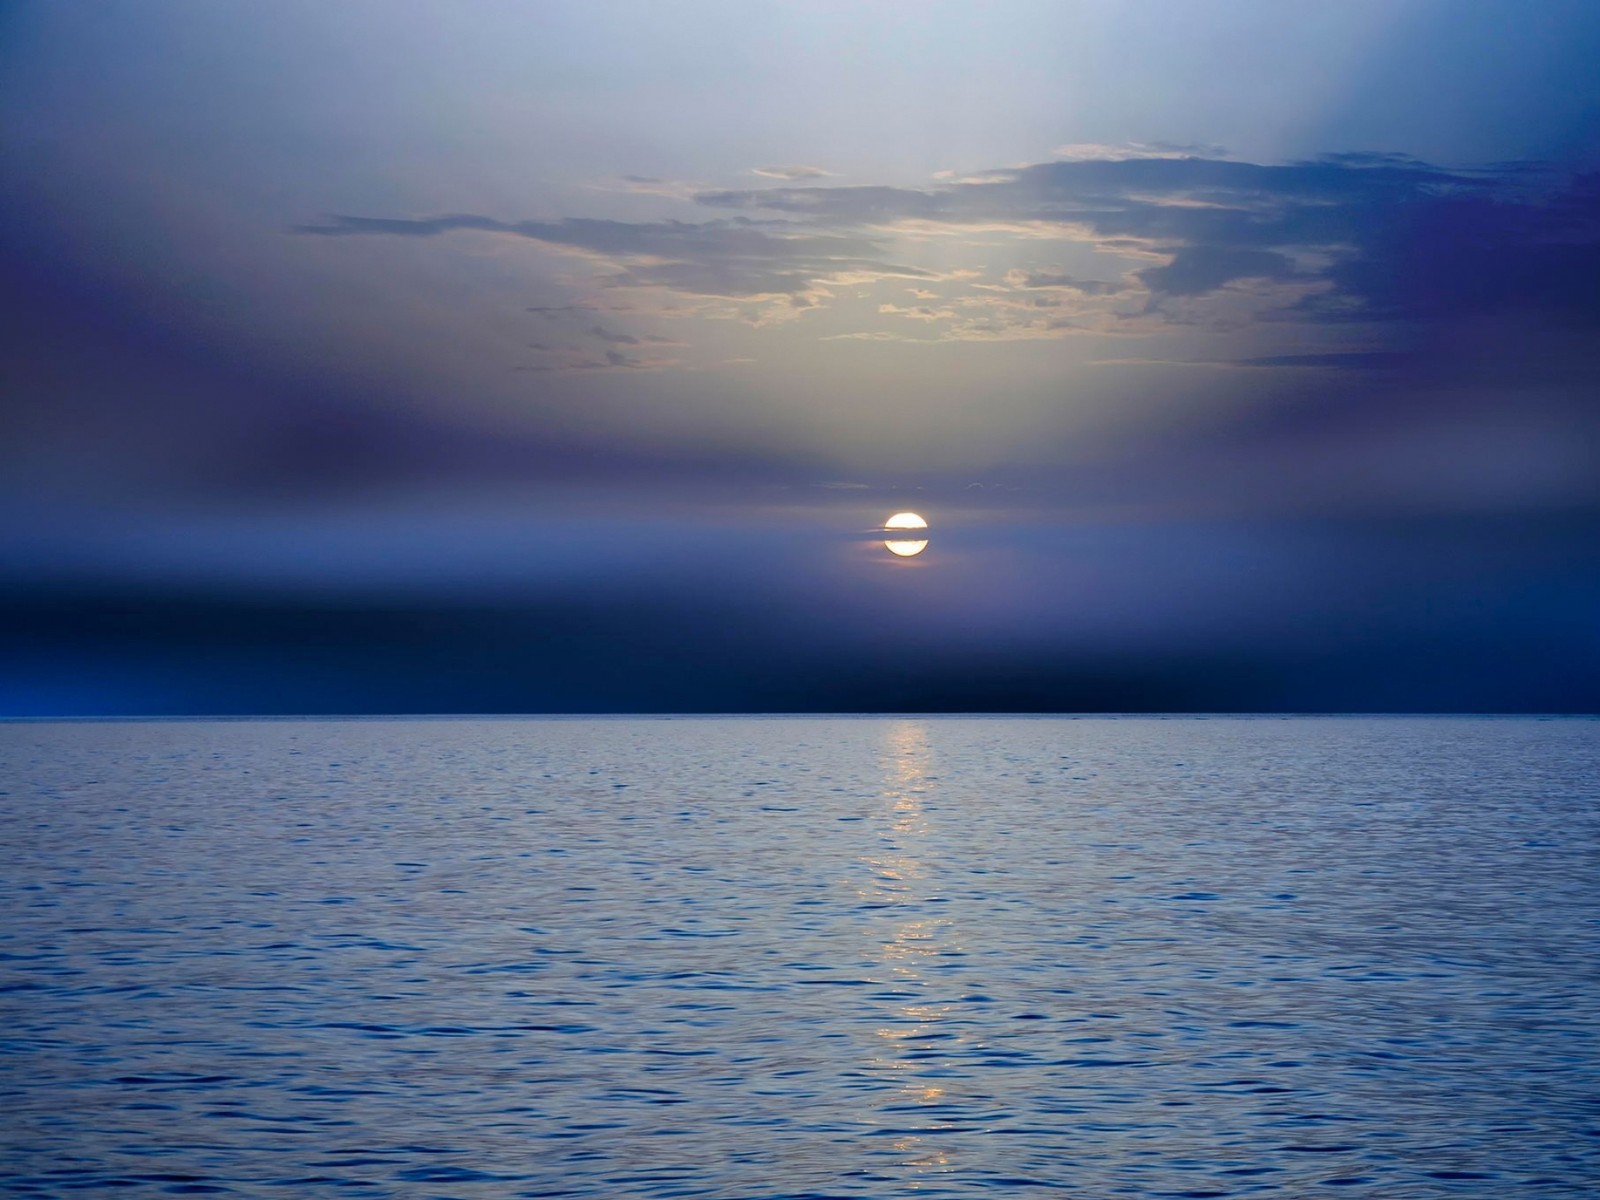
left=2, top=0, right=1599, bottom=713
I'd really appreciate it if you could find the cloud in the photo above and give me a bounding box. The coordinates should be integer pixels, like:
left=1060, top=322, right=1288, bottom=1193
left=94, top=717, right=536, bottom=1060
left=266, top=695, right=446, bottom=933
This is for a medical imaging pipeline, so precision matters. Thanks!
left=877, top=302, right=955, bottom=323
left=1228, top=351, right=1415, bottom=370
left=515, top=346, right=678, bottom=373
left=698, top=155, right=1474, bottom=245
left=300, top=213, right=933, bottom=300
left=603, top=174, right=711, bottom=200
left=1007, top=269, right=1129, bottom=295
left=1052, top=141, right=1229, bottom=161
left=301, top=153, right=1600, bottom=346
left=693, top=153, right=1600, bottom=321
left=526, top=304, right=595, bottom=317
left=1089, top=351, right=1415, bottom=370
left=753, top=165, right=835, bottom=180
left=1137, top=246, right=1299, bottom=297
left=513, top=320, right=690, bottom=373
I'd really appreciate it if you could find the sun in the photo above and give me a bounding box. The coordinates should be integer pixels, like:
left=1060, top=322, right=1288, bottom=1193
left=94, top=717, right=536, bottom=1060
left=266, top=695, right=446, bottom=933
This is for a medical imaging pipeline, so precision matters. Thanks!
left=883, top=511, right=928, bottom=558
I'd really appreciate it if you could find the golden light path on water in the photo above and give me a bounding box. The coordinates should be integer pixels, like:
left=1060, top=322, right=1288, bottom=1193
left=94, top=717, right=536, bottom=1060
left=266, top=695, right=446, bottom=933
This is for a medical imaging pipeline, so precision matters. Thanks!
left=884, top=512, right=929, bottom=558
left=860, top=720, right=963, bottom=1183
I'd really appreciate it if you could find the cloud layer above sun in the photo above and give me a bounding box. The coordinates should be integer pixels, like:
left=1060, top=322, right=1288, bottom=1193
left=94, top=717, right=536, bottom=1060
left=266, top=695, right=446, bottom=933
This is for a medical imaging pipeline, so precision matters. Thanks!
left=298, top=151, right=1600, bottom=360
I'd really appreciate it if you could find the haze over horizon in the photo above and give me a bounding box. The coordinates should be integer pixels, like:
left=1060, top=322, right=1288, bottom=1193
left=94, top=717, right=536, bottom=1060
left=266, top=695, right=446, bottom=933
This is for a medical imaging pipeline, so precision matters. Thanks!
left=4, top=0, right=1599, bottom=714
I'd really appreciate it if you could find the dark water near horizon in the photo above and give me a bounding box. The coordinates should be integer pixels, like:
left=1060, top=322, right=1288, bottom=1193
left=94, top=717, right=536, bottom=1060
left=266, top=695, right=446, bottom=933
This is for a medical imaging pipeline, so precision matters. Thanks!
left=2, top=716, right=1598, bottom=1198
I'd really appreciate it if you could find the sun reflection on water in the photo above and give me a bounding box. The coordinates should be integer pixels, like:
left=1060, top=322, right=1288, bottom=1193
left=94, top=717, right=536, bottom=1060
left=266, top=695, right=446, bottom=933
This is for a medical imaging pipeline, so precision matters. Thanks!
left=861, top=719, right=967, bottom=1182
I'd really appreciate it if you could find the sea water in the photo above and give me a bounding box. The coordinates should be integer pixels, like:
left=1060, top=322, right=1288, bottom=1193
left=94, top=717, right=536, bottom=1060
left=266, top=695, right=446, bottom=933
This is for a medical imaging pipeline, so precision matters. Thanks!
left=2, top=716, right=1597, bottom=1198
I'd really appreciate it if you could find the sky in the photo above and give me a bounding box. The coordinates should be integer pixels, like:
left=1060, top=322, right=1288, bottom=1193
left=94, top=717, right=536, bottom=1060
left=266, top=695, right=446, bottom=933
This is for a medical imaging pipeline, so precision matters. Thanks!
left=3, top=0, right=1599, bottom=714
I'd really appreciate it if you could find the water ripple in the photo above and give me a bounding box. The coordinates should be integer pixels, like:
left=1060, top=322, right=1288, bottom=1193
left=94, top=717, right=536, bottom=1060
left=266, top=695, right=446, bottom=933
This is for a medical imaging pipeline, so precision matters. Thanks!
left=2, top=716, right=1598, bottom=1197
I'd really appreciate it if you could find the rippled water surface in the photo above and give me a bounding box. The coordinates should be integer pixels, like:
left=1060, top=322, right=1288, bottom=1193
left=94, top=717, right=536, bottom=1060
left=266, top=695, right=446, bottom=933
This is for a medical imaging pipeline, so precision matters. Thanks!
left=3, top=716, right=1599, bottom=1198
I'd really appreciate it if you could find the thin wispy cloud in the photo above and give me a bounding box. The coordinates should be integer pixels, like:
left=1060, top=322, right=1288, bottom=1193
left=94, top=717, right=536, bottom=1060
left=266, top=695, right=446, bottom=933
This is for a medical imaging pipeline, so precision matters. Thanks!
left=1052, top=141, right=1229, bottom=161
left=515, top=347, right=679, bottom=374
left=1006, top=269, right=1130, bottom=296
left=300, top=213, right=934, bottom=301
left=752, top=165, right=835, bottom=180
left=1089, top=351, right=1414, bottom=370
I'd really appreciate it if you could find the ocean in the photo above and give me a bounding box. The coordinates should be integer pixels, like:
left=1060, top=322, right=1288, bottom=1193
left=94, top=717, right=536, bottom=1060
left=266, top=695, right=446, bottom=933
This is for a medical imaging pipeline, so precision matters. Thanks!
left=2, top=716, right=1597, bottom=1197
